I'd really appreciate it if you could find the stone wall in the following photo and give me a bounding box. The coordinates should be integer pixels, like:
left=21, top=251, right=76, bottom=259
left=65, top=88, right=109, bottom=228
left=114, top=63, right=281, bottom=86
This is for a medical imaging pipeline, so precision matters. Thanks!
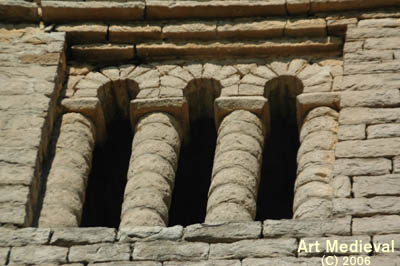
left=2, top=0, right=400, bottom=265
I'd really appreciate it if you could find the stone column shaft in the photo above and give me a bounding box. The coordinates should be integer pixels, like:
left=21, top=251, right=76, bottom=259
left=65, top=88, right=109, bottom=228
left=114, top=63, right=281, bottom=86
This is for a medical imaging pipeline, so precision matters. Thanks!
left=205, top=110, right=265, bottom=222
left=293, top=106, right=339, bottom=219
left=120, top=112, right=182, bottom=227
left=39, top=113, right=96, bottom=227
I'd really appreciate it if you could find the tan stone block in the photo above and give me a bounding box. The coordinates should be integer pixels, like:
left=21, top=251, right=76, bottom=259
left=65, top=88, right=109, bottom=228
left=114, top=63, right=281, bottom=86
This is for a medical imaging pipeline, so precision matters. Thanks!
left=133, top=241, right=209, bottom=261
left=294, top=181, right=333, bottom=212
left=353, top=215, right=400, bottom=235
left=41, top=1, right=145, bottom=22
left=110, top=23, right=161, bottom=43
left=367, top=123, right=400, bottom=139
left=218, top=19, right=285, bottom=39
left=353, top=174, right=400, bottom=197
left=339, top=107, right=400, bottom=125
left=293, top=198, right=332, bottom=219
left=206, top=203, right=253, bottom=223
left=297, top=130, right=337, bottom=160
left=69, top=244, right=130, bottom=263
left=333, top=197, right=400, bottom=217
left=300, top=115, right=338, bottom=142
left=285, top=18, right=327, bottom=37
left=336, top=138, right=400, bottom=158
left=209, top=239, right=297, bottom=259
left=334, top=158, right=392, bottom=176
left=163, top=21, right=217, bottom=40
left=364, top=37, right=400, bottom=50
left=56, top=24, right=107, bottom=44
left=287, top=0, right=310, bottom=14
left=295, top=165, right=332, bottom=190
left=10, top=246, right=67, bottom=265
left=338, top=124, right=365, bottom=140
left=120, top=208, right=165, bottom=227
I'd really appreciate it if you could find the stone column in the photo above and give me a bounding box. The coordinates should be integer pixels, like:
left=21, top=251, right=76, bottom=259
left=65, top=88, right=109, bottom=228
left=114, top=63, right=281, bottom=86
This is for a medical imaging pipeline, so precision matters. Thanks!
left=205, top=109, right=266, bottom=222
left=293, top=106, right=339, bottom=219
left=120, top=112, right=183, bottom=227
left=39, top=113, right=96, bottom=227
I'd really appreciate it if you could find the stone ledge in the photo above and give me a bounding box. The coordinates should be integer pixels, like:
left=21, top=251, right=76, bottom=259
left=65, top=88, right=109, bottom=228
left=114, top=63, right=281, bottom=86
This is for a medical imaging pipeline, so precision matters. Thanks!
left=0, top=1, right=38, bottom=22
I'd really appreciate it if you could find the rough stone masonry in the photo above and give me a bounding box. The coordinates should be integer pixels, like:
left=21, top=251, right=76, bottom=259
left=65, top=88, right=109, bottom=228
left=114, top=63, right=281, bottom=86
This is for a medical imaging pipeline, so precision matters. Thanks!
left=2, top=0, right=400, bottom=265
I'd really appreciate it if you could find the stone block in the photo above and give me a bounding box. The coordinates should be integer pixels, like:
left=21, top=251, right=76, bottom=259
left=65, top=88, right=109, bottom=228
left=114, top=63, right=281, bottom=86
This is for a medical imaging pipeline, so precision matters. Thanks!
left=345, top=60, right=400, bottom=75
left=0, top=1, right=39, bottom=22
left=89, top=262, right=161, bottom=266
left=56, top=24, right=107, bottom=44
left=336, top=138, right=400, bottom=158
left=217, top=19, right=285, bottom=39
left=163, top=21, right=217, bottom=40
left=287, top=0, right=310, bottom=14
left=340, top=107, right=400, bottom=125
left=0, top=202, right=30, bottom=226
left=133, top=241, right=209, bottom=261
left=146, top=0, right=287, bottom=20
left=263, top=216, right=351, bottom=238
left=9, top=246, right=68, bottom=265
left=109, top=23, right=162, bottom=43
left=183, top=222, right=261, bottom=243
left=0, top=228, right=50, bottom=247
left=0, top=248, right=9, bottom=265
left=331, top=175, right=351, bottom=198
left=243, top=257, right=320, bottom=266
left=365, top=37, right=400, bottom=50
left=164, top=260, right=241, bottom=266
left=340, top=89, right=400, bottom=108
left=394, top=156, right=400, bottom=174
left=285, top=18, right=326, bottom=37
left=51, top=228, right=116, bottom=246
left=374, top=234, right=400, bottom=253
left=209, top=239, right=297, bottom=259
left=299, top=236, right=371, bottom=256
left=367, top=123, right=400, bottom=139
left=118, top=226, right=183, bottom=242
left=70, top=44, right=134, bottom=63
left=353, top=175, right=400, bottom=197
left=333, top=197, right=400, bottom=217
left=353, top=215, right=400, bottom=235
left=339, top=73, right=400, bottom=91
left=338, top=124, right=366, bottom=140
left=41, top=1, right=145, bottom=22
left=69, top=243, right=130, bottom=263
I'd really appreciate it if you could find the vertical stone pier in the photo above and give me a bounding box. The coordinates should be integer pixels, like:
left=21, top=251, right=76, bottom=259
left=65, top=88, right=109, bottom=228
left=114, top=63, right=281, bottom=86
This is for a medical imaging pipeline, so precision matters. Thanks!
left=206, top=103, right=267, bottom=222
left=39, top=113, right=96, bottom=227
left=120, top=112, right=183, bottom=227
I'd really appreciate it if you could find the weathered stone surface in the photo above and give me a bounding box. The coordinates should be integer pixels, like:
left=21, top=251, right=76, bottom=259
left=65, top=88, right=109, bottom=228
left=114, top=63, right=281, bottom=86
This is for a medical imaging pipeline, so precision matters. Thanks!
left=353, top=175, right=400, bottom=197
left=0, top=228, right=50, bottom=247
left=333, top=197, right=400, bottom=216
left=209, top=239, right=297, bottom=259
left=109, top=23, right=161, bottom=43
left=184, top=222, right=261, bottom=243
left=353, top=215, right=400, bottom=235
left=336, top=138, right=400, bottom=158
left=263, top=216, right=351, bottom=238
left=243, top=257, right=320, bottom=266
left=0, top=248, right=9, bottom=265
left=285, top=18, right=326, bottom=37
left=9, top=246, right=68, bottom=264
left=298, top=235, right=371, bottom=256
left=218, top=19, right=285, bottom=39
left=118, top=226, right=183, bottom=242
left=293, top=198, right=333, bottom=219
left=340, top=89, right=400, bottom=107
left=367, top=123, right=400, bottom=139
left=163, top=21, right=217, bottom=39
left=164, top=260, right=241, bottom=266
left=374, top=234, right=400, bottom=253
left=394, top=156, right=400, bottom=174
left=69, top=243, right=130, bottom=263
left=42, top=1, right=145, bottom=22
left=90, top=262, right=161, bottom=266
left=338, top=124, right=366, bottom=140
left=331, top=175, right=351, bottom=198
left=334, top=158, right=392, bottom=176
left=299, top=115, right=338, bottom=142
left=133, top=241, right=209, bottom=261
left=337, top=73, right=400, bottom=91
left=51, top=228, right=116, bottom=246
left=56, top=24, right=107, bottom=44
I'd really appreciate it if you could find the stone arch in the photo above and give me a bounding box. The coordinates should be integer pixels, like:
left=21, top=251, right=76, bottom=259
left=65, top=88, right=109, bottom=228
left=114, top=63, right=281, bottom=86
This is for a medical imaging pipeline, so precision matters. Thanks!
left=257, top=66, right=340, bottom=220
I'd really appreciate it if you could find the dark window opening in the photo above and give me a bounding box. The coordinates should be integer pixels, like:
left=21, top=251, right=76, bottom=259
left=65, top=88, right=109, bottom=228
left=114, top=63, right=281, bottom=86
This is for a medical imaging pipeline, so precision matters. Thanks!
left=256, top=77, right=301, bottom=220
left=168, top=118, right=216, bottom=226
left=81, top=120, right=133, bottom=228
